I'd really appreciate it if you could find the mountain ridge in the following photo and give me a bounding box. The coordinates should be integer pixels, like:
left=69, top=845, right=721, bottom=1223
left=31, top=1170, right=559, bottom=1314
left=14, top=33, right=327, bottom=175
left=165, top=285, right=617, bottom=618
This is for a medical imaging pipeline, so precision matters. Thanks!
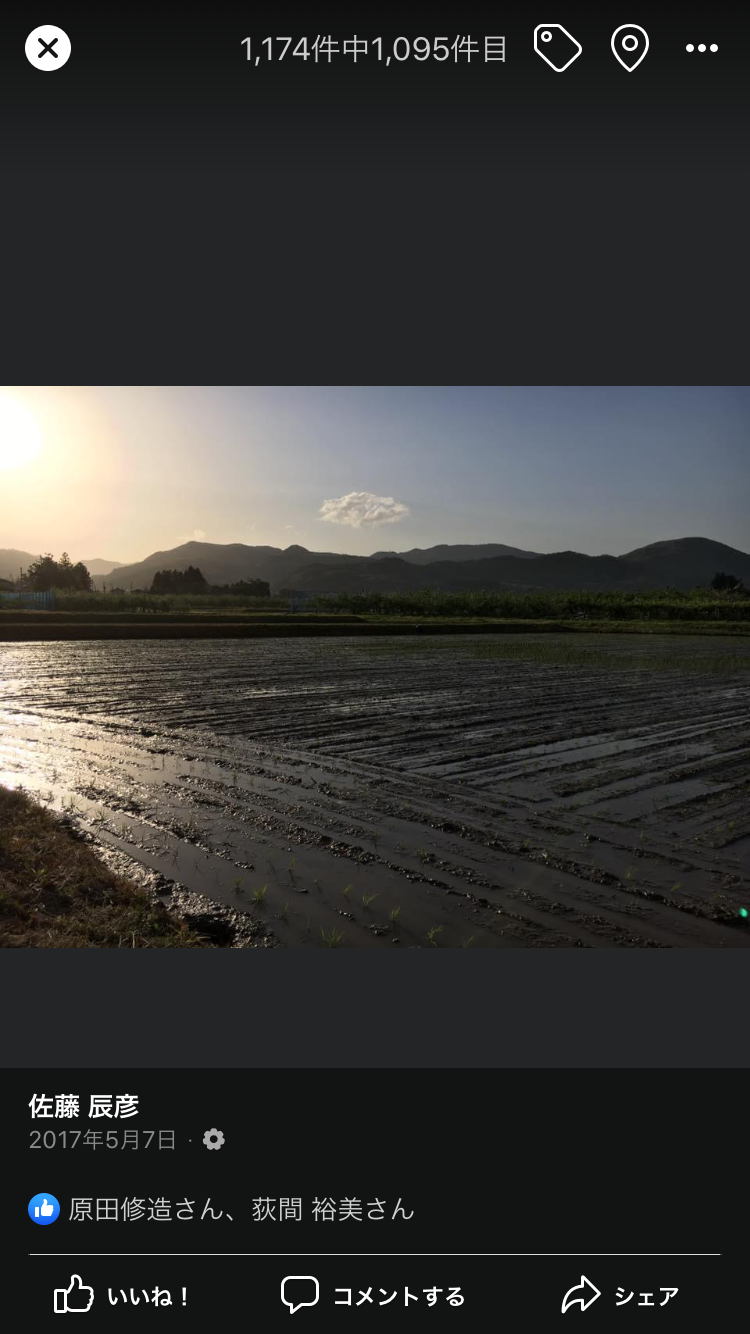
left=73, top=537, right=750, bottom=594
left=371, top=542, right=540, bottom=564
left=82, top=558, right=123, bottom=576
left=0, top=549, right=124, bottom=580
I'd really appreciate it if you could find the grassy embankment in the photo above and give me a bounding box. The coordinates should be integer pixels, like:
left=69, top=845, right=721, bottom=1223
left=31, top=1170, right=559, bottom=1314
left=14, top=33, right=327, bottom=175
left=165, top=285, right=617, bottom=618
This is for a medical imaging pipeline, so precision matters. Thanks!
left=56, top=591, right=292, bottom=613
left=312, top=587, right=750, bottom=622
left=0, top=786, right=206, bottom=948
left=1, top=587, right=748, bottom=638
left=49, top=587, right=750, bottom=620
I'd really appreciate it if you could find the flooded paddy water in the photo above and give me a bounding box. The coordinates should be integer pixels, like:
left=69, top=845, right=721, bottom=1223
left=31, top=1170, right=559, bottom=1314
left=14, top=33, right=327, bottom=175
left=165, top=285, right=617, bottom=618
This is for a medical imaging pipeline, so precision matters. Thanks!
left=1, top=633, right=749, bottom=947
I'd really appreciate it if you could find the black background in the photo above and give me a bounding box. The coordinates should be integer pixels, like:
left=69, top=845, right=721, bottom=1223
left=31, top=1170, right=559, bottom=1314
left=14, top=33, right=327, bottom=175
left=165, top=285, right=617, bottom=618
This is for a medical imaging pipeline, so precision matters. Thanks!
left=3, top=951, right=749, bottom=1069
left=17, top=1069, right=740, bottom=1323
left=1, top=12, right=748, bottom=1071
left=3, top=12, right=748, bottom=1317
left=2, top=9, right=747, bottom=383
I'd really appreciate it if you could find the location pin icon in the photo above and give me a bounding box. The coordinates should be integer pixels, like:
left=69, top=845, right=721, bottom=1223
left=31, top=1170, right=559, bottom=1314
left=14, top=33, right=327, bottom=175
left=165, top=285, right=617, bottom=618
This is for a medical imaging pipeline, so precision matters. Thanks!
left=611, top=24, right=649, bottom=71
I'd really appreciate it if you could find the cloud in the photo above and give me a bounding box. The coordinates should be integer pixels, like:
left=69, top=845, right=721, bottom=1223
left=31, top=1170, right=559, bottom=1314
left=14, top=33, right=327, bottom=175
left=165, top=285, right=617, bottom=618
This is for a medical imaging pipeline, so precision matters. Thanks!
left=319, top=491, right=411, bottom=528
left=192, top=529, right=206, bottom=541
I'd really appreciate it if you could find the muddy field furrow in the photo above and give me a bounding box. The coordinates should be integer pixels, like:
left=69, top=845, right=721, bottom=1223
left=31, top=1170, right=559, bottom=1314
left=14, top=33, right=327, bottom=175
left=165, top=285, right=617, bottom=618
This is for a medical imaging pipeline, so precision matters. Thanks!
left=1, top=635, right=748, bottom=947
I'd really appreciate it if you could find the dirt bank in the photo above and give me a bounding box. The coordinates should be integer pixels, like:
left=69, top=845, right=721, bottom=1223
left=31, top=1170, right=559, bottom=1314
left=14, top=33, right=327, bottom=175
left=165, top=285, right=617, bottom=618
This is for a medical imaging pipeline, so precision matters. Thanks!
left=2, top=615, right=749, bottom=641
left=0, top=786, right=274, bottom=948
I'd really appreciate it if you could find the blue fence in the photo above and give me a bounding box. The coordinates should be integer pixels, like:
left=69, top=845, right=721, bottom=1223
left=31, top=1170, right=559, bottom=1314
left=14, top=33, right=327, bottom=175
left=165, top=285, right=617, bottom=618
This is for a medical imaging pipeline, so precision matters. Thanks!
left=0, top=590, right=57, bottom=609
left=289, top=591, right=318, bottom=612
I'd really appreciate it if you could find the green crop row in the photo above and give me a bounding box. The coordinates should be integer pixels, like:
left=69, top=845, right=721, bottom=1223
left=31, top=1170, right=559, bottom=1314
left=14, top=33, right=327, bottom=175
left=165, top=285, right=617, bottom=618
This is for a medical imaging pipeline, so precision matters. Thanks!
left=311, top=589, right=750, bottom=621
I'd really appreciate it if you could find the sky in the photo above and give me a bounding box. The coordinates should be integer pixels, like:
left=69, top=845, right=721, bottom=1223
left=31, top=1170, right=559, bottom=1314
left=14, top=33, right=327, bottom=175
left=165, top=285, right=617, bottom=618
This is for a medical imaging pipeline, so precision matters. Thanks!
left=0, top=386, right=748, bottom=563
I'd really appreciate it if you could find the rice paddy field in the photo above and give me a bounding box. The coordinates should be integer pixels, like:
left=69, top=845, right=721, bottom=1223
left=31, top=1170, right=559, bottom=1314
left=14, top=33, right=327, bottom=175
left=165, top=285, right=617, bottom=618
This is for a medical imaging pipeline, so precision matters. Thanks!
left=1, top=633, right=749, bottom=947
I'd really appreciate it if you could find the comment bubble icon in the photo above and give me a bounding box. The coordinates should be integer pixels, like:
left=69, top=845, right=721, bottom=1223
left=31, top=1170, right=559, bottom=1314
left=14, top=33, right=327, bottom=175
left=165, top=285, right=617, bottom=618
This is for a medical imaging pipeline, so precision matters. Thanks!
left=281, top=1275, right=320, bottom=1315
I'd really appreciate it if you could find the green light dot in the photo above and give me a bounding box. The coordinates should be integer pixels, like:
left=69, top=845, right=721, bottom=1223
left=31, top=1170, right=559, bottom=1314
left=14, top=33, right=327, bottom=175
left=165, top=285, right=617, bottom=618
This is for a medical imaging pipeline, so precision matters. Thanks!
left=740, top=908, right=748, bottom=919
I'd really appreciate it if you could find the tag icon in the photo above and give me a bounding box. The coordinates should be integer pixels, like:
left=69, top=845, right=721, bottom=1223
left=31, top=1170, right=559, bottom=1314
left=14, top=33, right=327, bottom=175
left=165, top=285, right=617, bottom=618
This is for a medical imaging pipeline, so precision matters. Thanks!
left=611, top=25, right=649, bottom=71
left=534, top=25, right=582, bottom=72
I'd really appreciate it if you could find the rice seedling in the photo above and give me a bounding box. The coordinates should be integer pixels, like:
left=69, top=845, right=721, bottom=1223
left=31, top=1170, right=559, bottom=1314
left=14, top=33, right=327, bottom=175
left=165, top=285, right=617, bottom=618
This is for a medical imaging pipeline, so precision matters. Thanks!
left=252, top=884, right=268, bottom=905
left=320, top=926, right=344, bottom=947
left=426, top=924, right=443, bottom=946
left=362, top=892, right=379, bottom=909
left=389, top=906, right=401, bottom=924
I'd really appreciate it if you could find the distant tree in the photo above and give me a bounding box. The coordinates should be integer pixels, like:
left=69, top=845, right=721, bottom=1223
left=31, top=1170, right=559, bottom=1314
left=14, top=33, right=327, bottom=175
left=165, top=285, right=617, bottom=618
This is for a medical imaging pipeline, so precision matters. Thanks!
left=183, top=565, right=207, bottom=591
left=26, top=553, right=93, bottom=591
left=711, top=571, right=746, bottom=593
left=210, top=578, right=270, bottom=598
left=71, top=561, right=92, bottom=590
left=25, top=554, right=57, bottom=590
left=150, top=566, right=208, bottom=594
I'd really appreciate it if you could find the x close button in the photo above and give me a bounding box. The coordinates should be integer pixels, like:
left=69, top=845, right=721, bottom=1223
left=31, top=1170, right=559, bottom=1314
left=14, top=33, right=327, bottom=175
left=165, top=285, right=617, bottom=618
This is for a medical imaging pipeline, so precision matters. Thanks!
left=25, top=25, right=72, bottom=71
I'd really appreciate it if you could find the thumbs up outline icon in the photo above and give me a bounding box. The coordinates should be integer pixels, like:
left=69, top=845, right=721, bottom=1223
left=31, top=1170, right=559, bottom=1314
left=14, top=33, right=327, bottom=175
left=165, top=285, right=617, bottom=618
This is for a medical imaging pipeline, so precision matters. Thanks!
left=54, top=1275, right=95, bottom=1314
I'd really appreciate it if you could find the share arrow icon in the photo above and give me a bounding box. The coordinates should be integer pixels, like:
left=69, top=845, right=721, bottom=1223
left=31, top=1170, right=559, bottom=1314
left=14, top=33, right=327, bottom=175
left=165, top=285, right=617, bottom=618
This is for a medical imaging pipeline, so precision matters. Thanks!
left=561, top=1275, right=602, bottom=1313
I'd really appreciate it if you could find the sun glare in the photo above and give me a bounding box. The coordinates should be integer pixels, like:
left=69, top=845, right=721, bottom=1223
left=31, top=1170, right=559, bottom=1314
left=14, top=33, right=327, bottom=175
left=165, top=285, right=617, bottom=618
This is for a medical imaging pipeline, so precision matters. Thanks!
left=0, top=395, right=42, bottom=470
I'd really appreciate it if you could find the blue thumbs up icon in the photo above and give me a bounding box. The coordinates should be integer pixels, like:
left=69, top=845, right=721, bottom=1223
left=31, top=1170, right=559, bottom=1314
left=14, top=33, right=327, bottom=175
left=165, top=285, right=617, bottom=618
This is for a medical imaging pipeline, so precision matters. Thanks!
left=29, top=1193, right=60, bottom=1225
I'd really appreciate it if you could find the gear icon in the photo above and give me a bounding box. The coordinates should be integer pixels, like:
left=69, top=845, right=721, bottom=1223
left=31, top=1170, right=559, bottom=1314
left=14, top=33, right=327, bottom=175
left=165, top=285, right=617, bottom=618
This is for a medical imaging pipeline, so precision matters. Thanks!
left=202, top=1128, right=225, bottom=1150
